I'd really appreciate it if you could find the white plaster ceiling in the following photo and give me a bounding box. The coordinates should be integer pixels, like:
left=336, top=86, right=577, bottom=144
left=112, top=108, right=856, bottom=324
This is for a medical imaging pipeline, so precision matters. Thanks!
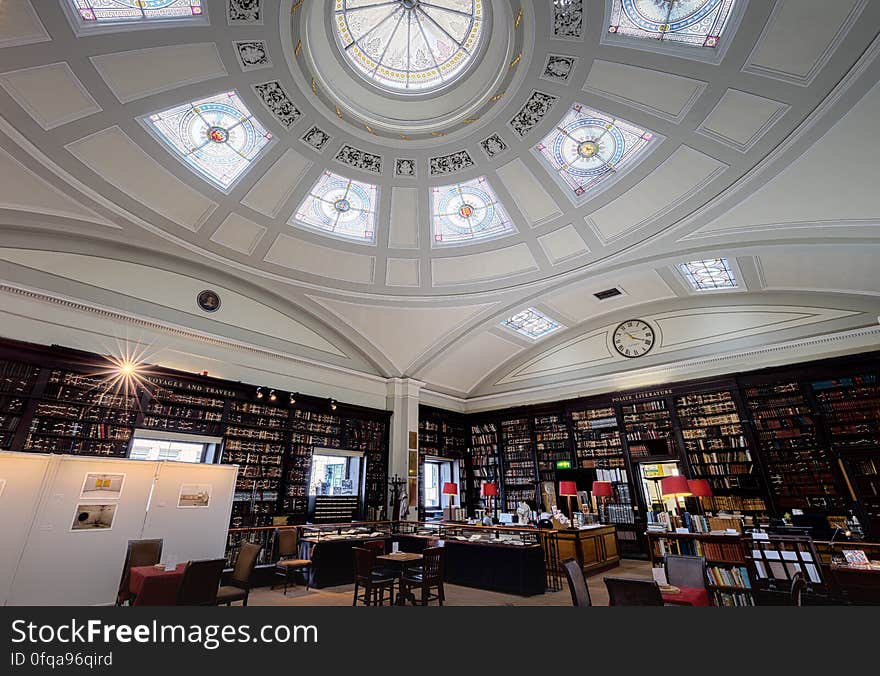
left=0, top=0, right=878, bottom=404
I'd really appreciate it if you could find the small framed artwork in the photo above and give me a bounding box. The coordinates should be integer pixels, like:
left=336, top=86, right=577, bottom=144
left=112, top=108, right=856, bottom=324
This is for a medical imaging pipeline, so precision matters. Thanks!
left=71, top=504, right=117, bottom=532
left=80, top=472, right=126, bottom=500
left=178, top=483, right=212, bottom=508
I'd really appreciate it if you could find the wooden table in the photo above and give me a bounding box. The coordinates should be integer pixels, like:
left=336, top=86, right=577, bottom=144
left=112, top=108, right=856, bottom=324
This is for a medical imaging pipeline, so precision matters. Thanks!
left=376, top=552, right=423, bottom=605
left=129, top=563, right=186, bottom=606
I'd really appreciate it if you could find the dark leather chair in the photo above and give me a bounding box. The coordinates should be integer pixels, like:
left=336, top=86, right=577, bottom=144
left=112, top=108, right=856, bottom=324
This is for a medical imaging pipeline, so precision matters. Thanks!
left=665, top=554, right=708, bottom=589
left=116, top=538, right=163, bottom=605
left=274, top=528, right=311, bottom=594
left=177, top=558, right=226, bottom=606
left=400, top=546, right=445, bottom=606
left=216, top=542, right=261, bottom=606
left=352, top=547, right=395, bottom=606
left=604, top=576, right=664, bottom=606
left=562, top=557, right=592, bottom=607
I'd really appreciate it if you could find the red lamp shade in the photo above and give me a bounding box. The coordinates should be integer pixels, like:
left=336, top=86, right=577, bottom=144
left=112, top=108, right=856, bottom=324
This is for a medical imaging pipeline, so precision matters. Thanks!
left=481, top=482, right=498, bottom=497
left=660, top=475, right=692, bottom=497
left=687, top=479, right=713, bottom=497
left=591, top=481, right=614, bottom=498
left=442, top=482, right=458, bottom=496
left=558, top=481, right=578, bottom=497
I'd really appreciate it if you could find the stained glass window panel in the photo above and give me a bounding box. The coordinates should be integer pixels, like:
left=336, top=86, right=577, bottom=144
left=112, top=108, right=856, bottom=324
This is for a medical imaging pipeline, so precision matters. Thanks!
left=142, top=91, right=272, bottom=191
left=431, top=176, right=516, bottom=245
left=535, top=103, right=655, bottom=200
left=608, top=0, right=737, bottom=48
left=678, top=258, right=738, bottom=290
left=292, top=171, right=378, bottom=244
left=72, top=0, right=203, bottom=23
left=502, top=308, right=563, bottom=340
left=334, top=0, right=485, bottom=93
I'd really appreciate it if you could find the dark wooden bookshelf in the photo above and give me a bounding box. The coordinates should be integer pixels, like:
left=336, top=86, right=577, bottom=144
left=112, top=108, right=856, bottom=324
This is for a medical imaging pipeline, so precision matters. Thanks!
left=417, top=405, right=468, bottom=519
left=0, top=337, right=390, bottom=530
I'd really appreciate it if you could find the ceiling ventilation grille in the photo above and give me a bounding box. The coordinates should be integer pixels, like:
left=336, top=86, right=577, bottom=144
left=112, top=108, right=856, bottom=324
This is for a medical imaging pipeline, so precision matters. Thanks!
left=593, top=288, right=622, bottom=301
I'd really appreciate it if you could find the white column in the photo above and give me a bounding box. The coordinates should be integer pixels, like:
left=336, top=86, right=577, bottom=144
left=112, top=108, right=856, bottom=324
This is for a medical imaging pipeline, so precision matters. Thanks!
left=386, top=378, right=423, bottom=521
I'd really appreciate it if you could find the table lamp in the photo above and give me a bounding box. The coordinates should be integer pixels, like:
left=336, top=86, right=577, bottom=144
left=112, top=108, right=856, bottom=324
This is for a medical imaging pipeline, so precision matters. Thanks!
left=660, top=476, right=692, bottom=515
left=481, top=481, right=498, bottom=522
left=559, top=481, right=578, bottom=528
left=687, top=479, right=712, bottom=515
left=443, top=482, right=458, bottom=521
left=592, top=480, right=614, bottom=523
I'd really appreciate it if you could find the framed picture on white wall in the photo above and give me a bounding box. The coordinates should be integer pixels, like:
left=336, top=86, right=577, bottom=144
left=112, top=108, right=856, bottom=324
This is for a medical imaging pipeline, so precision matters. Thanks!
left=80, top=472, right=125, bottom=500
left=177, top=483, right=211, bottom=508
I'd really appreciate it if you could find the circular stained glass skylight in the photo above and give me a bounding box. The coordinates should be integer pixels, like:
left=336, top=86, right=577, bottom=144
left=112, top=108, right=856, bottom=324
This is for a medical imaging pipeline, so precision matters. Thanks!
left=333, top=0, right=485, bottom=93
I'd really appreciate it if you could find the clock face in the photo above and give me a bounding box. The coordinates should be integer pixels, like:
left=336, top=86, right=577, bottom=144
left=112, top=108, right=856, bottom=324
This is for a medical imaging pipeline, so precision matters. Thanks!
left=613, top=320, right=655, bottom=358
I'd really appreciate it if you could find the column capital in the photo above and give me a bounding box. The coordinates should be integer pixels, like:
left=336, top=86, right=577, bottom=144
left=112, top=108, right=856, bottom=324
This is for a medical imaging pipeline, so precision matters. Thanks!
left=386, top=377, right=424, bottom=400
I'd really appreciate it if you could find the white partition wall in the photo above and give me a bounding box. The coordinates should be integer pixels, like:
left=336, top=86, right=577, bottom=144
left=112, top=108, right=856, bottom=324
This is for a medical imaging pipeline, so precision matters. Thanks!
left=0, top=452, right=52, bottom=605
left=141, top=461, right=237, bottom=565
left=1, top=453, right=238, bottom=606
left=8, top=456, right=158, bottom=606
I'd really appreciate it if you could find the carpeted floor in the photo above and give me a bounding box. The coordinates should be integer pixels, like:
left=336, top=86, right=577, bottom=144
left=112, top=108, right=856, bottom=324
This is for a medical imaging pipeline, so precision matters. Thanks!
left=247, top=559, right=652, bottom=606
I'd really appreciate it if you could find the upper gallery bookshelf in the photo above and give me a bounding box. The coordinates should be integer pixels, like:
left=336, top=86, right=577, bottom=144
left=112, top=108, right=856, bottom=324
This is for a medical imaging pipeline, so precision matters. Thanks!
left=418, top=406, right=468, bottom=518
left=743, top=380, right=843, bottom=515
left=0, top=360, right=39, bottom=450
left=674, top=389, right=767, bottom=515
left=811, top=370, right=880, bottom=534
left=500, top=417, right=538, bottom=512
left=469, top=420, right=500, bottom=514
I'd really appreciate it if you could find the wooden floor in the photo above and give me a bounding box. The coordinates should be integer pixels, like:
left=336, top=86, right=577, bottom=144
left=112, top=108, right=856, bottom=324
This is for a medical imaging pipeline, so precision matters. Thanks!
left=248, top=559, right=652, bottom=606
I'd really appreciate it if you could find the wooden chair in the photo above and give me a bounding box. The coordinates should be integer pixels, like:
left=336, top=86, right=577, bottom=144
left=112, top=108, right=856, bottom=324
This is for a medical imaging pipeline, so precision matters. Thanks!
left=604, top=576, right=664, bottom=606
left=116, top=538, right=163, bottom=606
left=665, top=554, right=707, bottom=590
left=177, top=559, right=225, bottom=606
left=561, top=557, right=592, bottom=607
left=400, top=546, right=445, bottom=606
left=216, top=542, right=261, bottom=606
left=274, top=528, right=311, bottom=594
left=352, top=547, right=395, bottom=606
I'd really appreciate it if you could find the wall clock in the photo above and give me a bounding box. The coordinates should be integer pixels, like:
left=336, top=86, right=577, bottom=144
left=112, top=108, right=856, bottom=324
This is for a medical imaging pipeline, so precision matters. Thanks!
left=612, top=319, right=655, bottom=358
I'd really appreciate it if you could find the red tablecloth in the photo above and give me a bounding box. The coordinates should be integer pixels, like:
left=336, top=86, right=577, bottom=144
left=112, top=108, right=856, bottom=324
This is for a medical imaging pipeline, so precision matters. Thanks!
left=662, top=586, right=711, bottom=606
left=130, top=564, right=186, bottom=606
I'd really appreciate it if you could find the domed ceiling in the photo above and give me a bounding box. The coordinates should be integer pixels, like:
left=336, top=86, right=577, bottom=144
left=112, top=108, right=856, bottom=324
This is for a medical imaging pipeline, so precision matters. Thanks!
left=0, top=0, right=878, bottom=408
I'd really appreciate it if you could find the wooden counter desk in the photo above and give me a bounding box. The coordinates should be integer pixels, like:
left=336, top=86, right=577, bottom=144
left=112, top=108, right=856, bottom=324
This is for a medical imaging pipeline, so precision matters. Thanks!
left=556, top=524, right=620, bottom=576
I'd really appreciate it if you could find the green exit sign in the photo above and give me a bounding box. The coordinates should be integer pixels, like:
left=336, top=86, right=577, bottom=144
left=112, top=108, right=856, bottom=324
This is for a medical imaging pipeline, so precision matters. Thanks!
left=555, top=460, right=572, bottom=470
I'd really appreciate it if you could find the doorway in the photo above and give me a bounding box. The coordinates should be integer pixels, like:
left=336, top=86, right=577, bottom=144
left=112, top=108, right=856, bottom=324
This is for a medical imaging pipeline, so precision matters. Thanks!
left=637, top=461, right=685, bottom=521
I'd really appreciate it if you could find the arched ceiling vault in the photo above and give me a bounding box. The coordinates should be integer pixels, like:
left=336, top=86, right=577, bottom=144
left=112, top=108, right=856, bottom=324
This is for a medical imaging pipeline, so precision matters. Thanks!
left=0, top=1, right=878, bottom=404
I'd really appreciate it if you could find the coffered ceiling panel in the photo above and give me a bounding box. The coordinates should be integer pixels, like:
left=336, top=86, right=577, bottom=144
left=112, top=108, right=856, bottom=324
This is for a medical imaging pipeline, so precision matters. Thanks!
left=693, top=81, right=880, bottom=236
left=697, top=89, right=789, bottom=152
left=582, top=59, right=707, bottom=124
left=758, top=249, right=880, bottom=296
left=209, top=212, right=267, bottom=255
left=0, top=1, right=49, bottom=49
left=587, top=146, right=727, bottom=243
left=495, top=158, right=562, bottom=226
left=743, top=0, right=866, bottom=85
left=431, top=243, right=538, bottom=286
left=537, top=224, right=589, bottom=266
left=263, top=234, right=375, bottom=284
left=0, top=63, right=100, bottom=130
left=65, top=126, right=217, bottom=231
left=90, top=43, right=227, bottom=103
left=240, top=147, right=310, bottom=218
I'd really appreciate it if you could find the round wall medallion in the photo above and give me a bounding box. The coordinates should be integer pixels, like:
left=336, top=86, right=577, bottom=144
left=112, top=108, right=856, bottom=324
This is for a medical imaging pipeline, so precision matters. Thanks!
left=197, top=290, right=221, bottom=313
left=612, top=319, right=655, bottom=358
